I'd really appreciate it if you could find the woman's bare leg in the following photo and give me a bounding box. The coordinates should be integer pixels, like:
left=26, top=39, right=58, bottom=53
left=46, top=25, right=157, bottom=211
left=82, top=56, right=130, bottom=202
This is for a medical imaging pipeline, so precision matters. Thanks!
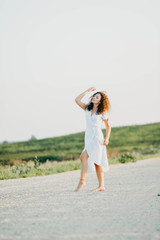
left=74, top=150, right=89, bottom=192
left=91, top=163, right=105, bottom=191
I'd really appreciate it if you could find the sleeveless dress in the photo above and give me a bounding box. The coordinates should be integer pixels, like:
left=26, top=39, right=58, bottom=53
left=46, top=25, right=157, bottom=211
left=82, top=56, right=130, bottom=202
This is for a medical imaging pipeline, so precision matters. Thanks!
left=82, top=105, right=110, bottom=173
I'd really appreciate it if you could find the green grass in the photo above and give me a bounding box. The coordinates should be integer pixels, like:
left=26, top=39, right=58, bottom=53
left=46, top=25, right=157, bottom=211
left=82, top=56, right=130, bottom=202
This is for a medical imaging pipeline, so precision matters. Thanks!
left=0, top=121, right=160, bottom=180
left=0, top=159, right=81, bottom=180
left=0, top=149, right=159, bottom=180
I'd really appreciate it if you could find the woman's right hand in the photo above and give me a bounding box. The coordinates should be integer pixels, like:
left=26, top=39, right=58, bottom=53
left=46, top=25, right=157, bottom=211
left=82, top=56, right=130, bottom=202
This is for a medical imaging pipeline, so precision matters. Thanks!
left=87, top=87, right=96, bottom=93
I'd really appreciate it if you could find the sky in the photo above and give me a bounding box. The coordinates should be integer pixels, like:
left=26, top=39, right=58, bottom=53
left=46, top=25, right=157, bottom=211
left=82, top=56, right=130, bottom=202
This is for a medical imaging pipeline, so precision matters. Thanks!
left=0, top=0, right=160, bottom=143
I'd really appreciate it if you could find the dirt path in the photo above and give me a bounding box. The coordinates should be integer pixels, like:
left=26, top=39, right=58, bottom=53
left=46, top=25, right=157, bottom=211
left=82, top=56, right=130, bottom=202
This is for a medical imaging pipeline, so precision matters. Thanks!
left=0, top=157, right=160, bottom=240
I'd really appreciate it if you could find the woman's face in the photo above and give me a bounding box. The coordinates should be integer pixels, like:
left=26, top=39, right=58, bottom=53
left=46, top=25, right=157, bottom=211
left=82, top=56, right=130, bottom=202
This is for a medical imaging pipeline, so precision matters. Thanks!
left=91, top=93, right=101, bottom=104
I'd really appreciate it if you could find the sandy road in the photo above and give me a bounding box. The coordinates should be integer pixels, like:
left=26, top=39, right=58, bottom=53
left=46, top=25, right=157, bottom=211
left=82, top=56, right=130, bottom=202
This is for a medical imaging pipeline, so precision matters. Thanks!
left=0, top=157, right=160, bottom=240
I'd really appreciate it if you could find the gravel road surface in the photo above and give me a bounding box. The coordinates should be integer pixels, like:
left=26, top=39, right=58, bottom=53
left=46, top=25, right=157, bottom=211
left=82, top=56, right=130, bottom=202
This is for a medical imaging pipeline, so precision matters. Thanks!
left=0, top=157, right=160, bottom=240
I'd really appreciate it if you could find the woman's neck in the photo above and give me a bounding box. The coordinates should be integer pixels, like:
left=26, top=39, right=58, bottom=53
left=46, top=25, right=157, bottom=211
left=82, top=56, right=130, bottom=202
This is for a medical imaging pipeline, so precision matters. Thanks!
left=92, top=104, right=98, bottom=111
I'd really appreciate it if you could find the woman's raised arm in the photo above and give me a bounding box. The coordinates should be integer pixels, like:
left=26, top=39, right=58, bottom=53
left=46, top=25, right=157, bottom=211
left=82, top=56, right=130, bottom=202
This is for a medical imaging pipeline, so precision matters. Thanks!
left=75, top=87, right=96, bottom=110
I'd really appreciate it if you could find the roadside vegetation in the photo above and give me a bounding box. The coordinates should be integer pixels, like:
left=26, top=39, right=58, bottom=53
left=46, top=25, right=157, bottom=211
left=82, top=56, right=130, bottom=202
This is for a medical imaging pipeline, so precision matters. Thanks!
left=0, top=122, right=160, bottom=180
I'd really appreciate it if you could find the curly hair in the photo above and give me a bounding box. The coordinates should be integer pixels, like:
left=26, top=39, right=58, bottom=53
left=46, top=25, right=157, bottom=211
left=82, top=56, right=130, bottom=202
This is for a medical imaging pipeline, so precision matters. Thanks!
left=86, top=91, right=111, bottom=115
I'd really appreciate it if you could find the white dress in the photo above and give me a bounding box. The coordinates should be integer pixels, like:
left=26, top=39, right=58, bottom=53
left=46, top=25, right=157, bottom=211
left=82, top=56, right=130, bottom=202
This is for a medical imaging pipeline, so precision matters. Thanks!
left=82, top=105, right=110, bottom=173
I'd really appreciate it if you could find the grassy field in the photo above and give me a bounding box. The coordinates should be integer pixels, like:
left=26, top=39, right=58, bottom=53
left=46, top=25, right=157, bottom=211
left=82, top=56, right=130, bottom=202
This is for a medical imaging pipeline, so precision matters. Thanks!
left=0, top=122, right=160, bottom=180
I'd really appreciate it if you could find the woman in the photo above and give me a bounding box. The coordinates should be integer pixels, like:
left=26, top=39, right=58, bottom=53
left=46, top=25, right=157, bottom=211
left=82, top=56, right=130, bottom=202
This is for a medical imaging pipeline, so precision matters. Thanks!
left=74, top=87, right=111, bottom=192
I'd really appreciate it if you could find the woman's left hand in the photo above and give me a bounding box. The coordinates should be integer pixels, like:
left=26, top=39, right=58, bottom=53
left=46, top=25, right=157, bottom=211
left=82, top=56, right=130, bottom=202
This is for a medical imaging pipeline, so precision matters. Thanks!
left=103, top=138, right=109, bottom=146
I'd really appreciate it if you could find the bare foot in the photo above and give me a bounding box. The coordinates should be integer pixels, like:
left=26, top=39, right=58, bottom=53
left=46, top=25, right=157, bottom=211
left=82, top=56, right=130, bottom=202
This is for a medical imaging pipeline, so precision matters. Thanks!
left=74, top=180, right=86, bottom=192
left=91, top=186, right=105, bottom=192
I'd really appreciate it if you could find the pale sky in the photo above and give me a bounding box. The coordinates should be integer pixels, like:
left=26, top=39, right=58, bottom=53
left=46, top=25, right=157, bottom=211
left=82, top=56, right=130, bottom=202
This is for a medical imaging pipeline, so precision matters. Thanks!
left=0, top=0, right=160, bottom=143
